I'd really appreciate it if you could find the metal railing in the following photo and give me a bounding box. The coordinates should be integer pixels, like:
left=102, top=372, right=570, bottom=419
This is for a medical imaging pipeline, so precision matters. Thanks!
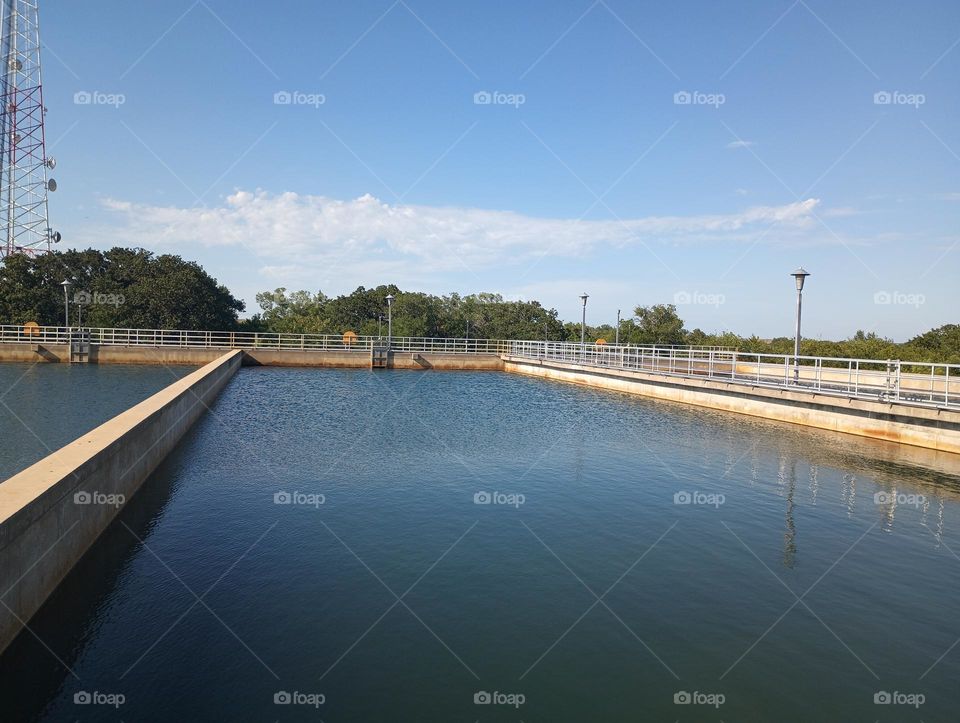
left=0, top=325, right=514, bottom=354
left=2, top=324, right=956, bottom=409
left=506, top=340, right=959, bottom=410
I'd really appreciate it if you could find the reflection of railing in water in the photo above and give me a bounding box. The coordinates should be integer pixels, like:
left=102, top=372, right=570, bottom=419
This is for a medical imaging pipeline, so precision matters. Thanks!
left=506, top=340, right=960, bottom=411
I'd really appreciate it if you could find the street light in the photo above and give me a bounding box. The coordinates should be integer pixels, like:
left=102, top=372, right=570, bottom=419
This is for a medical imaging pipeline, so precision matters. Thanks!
left=580, top=293, right=589, bottom=358
left=385, top=294, right=395, bottom=346
left=615, top=309, right=621, bottom=346
left=790, top=267, right=810, bottom=383
left=60, top=279, right=72, bottom=329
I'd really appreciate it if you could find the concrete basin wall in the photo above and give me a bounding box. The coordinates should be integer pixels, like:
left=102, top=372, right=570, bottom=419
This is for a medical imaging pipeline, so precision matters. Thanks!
left=0, top=350, right=242, bottom=655
left=0, top=344, right=505, bottom=370
left=502, top=355, right=960, bottom=454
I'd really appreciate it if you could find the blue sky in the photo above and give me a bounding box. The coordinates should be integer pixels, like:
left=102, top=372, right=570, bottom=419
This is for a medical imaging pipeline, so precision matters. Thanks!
left=40, top=0, right=959, bottom=339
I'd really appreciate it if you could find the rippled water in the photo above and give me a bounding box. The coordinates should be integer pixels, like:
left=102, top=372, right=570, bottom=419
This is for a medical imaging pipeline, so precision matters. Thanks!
left=2, top=368, right=959, bottom=722
left=0, top=363, right=193, bottom=481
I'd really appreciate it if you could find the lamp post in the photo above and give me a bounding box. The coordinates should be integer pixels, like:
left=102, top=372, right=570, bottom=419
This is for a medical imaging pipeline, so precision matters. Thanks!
left=615, top=309, right=620, bottom=346
left=385, top=294, right=395, bottom=347
left=377, top=314, right=383, bottom=338
left=60, top=279, right=71, bottom=329
left=790, top=268, right=810, bottom=383
left=580, top=293, right=589, bottom=359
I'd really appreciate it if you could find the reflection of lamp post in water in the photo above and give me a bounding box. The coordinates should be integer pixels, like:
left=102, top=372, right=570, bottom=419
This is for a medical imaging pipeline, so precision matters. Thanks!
left=783, top=459, right=797, bottom=568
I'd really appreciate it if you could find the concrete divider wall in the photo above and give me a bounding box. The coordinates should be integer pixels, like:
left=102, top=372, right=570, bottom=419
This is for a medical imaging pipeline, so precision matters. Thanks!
left=502, top=355, right=960, bottom=454
left=0, top=350, right=242, bottom=655
left=0, top=344, right=505, bottom=370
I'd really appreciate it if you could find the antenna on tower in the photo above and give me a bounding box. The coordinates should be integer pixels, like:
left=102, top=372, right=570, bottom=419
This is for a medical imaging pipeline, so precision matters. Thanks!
left=0, top=0, right=60, bottom=259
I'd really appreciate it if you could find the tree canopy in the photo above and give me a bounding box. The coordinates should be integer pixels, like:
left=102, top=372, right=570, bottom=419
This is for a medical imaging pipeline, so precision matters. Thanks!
left=0, top=248, right=244, bottom=329
left=1, top=248, right=956, bottom=364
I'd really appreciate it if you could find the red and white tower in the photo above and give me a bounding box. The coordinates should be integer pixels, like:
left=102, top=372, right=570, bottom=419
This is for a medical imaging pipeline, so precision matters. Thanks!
left=0, top=0, right=59, bottom=258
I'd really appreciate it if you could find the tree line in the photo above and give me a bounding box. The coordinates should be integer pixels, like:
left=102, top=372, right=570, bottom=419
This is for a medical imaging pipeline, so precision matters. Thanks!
left=0, top=248, right=956, bottom=363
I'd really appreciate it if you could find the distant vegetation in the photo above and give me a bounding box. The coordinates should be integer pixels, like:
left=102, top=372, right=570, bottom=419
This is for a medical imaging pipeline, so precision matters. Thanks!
left=0, top=248, right=956, bottom=363
left=0, top=248, right=244, bottom=329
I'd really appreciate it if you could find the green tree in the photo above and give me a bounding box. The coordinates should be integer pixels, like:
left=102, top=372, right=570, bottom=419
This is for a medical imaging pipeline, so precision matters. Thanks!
left=630, top=304, right=687, bottom=345
left=0, top=247, right=244, bottom=329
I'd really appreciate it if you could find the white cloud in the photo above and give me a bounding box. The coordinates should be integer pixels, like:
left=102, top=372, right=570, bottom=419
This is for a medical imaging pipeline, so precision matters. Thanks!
left=726, top=140, right=756, bottom=149
left=97, top=190, right=821, bottom=275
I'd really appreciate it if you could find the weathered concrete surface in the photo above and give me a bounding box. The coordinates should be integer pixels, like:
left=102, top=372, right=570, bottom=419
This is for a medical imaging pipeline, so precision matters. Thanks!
left=502, top=355, right=960, bottom=454
left=0, top=344, right=505, bottom=370
left=0, top=350, right=241, bottom=655
left=0, top=342, right=69, bottom=362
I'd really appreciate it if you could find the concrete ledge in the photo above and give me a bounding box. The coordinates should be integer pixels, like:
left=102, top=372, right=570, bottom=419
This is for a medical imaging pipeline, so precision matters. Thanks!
left=0, top=350, right=242, bottom=655
left=502, top=356, right=960, bottom=454
left=0, top=342, right=69, bottom=362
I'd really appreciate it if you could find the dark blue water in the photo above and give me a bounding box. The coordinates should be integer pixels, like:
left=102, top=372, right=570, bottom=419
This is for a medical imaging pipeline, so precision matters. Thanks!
left=0, top=363, right=193, bottom=481
left=2, top=368, right=959, bottom=722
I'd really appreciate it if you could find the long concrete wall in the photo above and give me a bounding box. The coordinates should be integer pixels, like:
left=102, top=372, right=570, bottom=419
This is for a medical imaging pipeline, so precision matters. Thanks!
left=0, top=350, right=242, bottom=655
left=502, top=355, right=960, bottom=454
left=0, top=343, right=505, bottom=369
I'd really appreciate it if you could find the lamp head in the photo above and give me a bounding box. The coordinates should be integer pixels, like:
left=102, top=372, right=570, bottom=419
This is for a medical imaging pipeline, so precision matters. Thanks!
left=791, top=267, right=810, bottom=291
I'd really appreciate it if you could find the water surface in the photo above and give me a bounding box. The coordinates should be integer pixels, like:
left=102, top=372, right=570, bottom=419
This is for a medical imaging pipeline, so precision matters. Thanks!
left=0, top=363, right=193, bottom=480
left=2, top=368, right=959, bottom=722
